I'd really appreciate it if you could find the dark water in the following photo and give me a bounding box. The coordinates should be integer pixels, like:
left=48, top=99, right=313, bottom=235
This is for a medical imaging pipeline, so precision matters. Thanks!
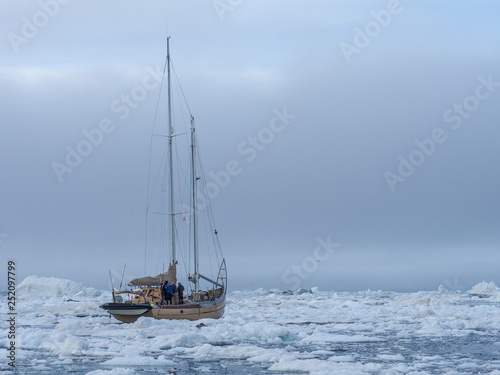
left=8, top=328, right=500, bottom=374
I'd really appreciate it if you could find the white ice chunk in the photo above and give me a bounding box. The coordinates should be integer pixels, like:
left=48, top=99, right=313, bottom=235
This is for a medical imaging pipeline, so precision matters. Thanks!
left=102, top=355, right=175, bottom=367
left=301, top=333, right=383, bottom=343
left=378, top=353, right=405, bottom=361
left=468, top=281, right=499, bottom=297
left=85, top=369, right=136, bottom=375
left=17, top=275, right=103, bottom=299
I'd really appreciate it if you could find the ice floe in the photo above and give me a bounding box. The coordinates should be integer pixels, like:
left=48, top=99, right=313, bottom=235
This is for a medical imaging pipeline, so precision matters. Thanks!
left=2, top=277, right=500, bottom=374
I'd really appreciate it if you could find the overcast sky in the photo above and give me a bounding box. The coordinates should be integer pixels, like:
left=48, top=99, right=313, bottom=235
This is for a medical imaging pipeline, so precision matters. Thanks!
left=1, top=1, right=499, bottom=293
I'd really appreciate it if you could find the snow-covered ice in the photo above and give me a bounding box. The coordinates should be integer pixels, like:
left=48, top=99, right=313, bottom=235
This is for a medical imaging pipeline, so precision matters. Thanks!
left=1, top=276, right=500, bottom=374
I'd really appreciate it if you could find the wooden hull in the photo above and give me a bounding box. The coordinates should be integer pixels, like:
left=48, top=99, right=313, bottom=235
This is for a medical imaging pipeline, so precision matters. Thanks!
left=108, top=296, right=225, bottom=323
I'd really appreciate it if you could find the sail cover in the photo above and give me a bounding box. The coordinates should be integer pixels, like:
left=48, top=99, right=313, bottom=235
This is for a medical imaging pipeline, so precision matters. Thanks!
left=129, top=263, right=177, bottom=286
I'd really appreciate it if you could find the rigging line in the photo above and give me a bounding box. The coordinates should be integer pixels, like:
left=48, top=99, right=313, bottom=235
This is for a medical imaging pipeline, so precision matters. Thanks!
left=188, top=141, right=194, bottom=293
left=187, top=121, right=222, bottom=277
left=144, top=49, right=168, bottom=273
left=144, top=135, right=160, bottom=273
left=152, top=52, right=169, bottom=134
left=171, top=145, right=188, bottom=264
left=147, top=143, right=170, bottom=211
left=196, top=138, right=223, bottom=262
left=170, top=59, right=193, bottom=117
left=173, top=133, right=191, bottom=210
left=169, top=67, right=191, bottom=166
left=171, top=83, right=191, bottom=230
left=169, top=59, right=189, bottom=135
left=171, top=103, right=184, bottom=210
left=169, top=54, right=193, bottom=244
left=170, top=85, right=192, bottom=222
left=148, top=136, right=170, bottom=269
left=169, top=133, right=189, bottom=270
left=201, top=219, right=215, bottom=279
left=173, top=216, right=190, bottom=285
left=193, top=153, right=222, bottom=274
left=145, top=136, right=158, bottom=210
left=144, top=213, right=148, bottom=276
left=172, top=67, right=191, bottom=138
left=164, top=83, right=188, bottom=274
left=163, top=141, right=173, bottom=261
left=143, top=135, right=159, bottom=275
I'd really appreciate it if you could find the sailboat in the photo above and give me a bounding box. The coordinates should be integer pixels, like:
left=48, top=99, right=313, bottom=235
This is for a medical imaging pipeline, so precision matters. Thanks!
left=100, top=38, right=227, bottom=323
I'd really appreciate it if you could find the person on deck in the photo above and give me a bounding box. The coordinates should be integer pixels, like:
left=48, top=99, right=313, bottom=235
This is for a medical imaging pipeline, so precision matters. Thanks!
left=161, top=281, right=168, bottom=304
left=165, top=282, right=173, bottom=305
left=178, top=282, right=185, bottom=305
left=172, top=282, right=178, bottom=304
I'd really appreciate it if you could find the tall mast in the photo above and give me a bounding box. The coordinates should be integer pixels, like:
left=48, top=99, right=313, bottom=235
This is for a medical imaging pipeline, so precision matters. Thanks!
left=167, top=37, right=176, bottom=264
left=190, top=116, right=199, bottom=296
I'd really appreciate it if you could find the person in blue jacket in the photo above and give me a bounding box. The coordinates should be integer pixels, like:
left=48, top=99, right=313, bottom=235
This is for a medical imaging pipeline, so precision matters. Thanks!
left=165, top=282, right=173, bottom=305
